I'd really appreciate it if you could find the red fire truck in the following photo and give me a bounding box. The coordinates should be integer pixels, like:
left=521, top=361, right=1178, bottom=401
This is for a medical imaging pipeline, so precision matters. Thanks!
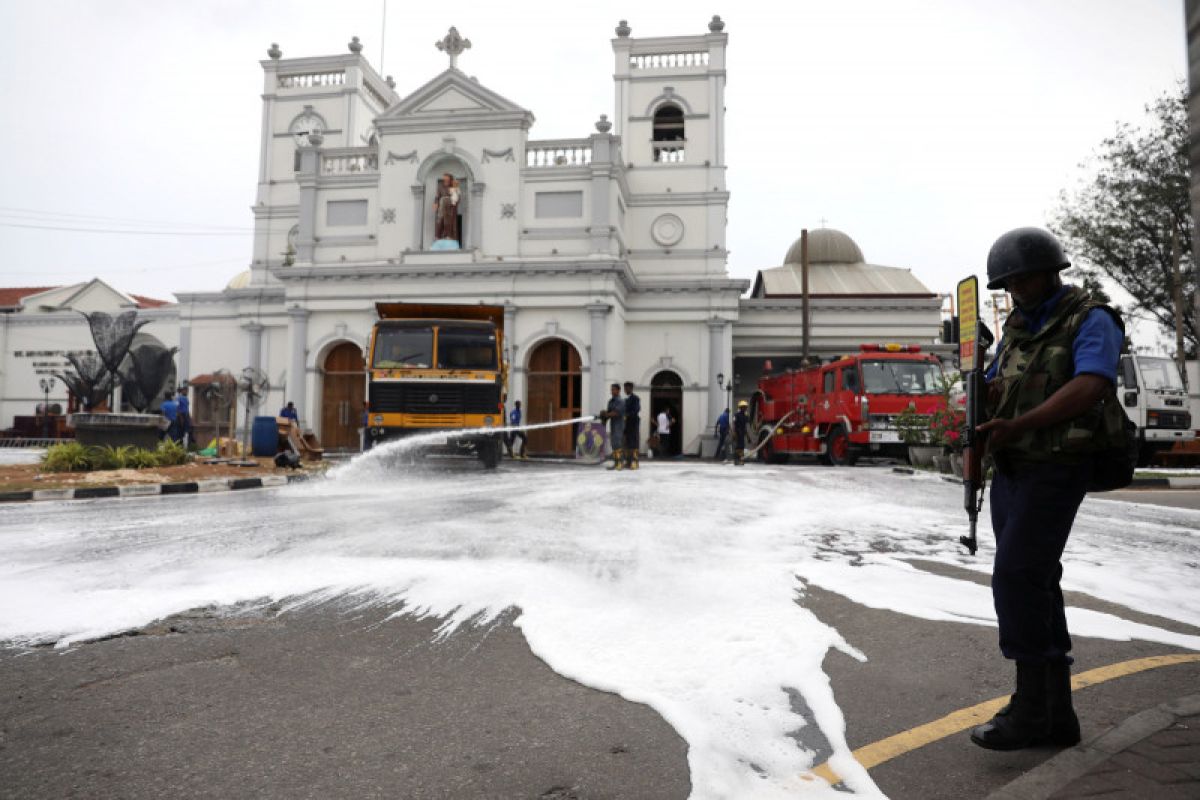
left=749, top=344, right=948, bottom=465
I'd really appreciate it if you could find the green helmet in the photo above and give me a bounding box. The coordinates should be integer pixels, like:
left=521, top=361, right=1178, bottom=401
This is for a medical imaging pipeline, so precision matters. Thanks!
left=986, top=227, right=1070, bottom=290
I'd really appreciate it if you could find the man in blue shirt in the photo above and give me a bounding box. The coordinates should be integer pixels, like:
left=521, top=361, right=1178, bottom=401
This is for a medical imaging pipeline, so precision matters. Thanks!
left=279, top=401, right=299, bottom=424
left=508, top=400, right=527, bottom=460
left=159, top=391, right=178, bottom=441
left=714, top=407, right=730, bottom=461
left=970, top=228, right=1124, bottom=753
left=175, top=387, right=192, bottom=446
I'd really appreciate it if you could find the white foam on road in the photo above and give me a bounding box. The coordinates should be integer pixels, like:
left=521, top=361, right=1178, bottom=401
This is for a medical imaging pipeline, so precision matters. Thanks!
left=1, top=460, right=1197, bottom=798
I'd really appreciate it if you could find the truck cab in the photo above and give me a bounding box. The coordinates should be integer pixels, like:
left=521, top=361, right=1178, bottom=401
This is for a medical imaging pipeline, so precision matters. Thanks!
left=1117, top=354, right=1194, bottom=466
left=365, top=303, right=507, bottom=467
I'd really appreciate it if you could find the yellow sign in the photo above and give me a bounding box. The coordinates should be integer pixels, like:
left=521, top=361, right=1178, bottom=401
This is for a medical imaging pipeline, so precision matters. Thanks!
left=957, top=276, right=979, bottom=372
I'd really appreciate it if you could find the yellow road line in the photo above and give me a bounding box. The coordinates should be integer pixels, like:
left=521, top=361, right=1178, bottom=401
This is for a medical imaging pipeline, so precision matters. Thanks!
left=809, top=653, right=1200, bottom=786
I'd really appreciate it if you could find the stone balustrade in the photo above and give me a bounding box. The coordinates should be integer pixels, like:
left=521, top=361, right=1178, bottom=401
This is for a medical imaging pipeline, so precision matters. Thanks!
left=652, top=142, right=686, bottom=163
left=526, top=139, right=593, bottom=167
left=630, top=52, right=709, bottom=69
left=278, top=71, right=346, bottom=89
left=320, top=148, right=379, bottom=175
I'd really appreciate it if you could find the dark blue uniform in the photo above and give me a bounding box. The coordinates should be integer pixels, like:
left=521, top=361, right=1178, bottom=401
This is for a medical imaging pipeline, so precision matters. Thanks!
left=623, top=392, right=641, bottom=466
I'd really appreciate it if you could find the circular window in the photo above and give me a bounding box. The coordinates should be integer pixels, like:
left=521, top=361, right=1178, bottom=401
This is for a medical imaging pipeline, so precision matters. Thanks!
left=651, top=214, right=685, bottom=247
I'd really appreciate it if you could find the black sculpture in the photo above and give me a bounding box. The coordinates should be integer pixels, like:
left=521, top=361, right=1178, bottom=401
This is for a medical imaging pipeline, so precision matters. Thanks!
left=122, top=343, right=179, bottom=412
left=55, top=352, right=115, bottom=411
left=84, top=311, right=150, bottom=377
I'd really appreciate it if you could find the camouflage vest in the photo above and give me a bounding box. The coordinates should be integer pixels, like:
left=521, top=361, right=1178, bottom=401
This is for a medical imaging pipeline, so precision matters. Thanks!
left=986, top=286, right=1126, bottom=464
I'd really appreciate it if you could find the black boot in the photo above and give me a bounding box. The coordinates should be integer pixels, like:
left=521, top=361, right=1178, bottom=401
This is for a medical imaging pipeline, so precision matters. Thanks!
left=970, top=660, right=1051, bottom=750
left=1045, top=659, right=1081, bottom=746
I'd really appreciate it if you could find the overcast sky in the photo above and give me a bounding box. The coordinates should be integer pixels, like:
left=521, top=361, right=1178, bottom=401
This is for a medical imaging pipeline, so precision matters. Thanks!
left=0, top=0, right=1186, bottom=342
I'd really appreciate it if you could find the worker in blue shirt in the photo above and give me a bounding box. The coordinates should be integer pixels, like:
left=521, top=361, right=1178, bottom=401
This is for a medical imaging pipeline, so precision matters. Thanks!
left=279, top=401, right=299, bottom=424
left=714, top=407, right=730, bottom=461
left=508, top=399, right=527, bottom=459
left=175, top=387, right=192, bottom=446
left=159, top=391, right=179, bottom=441
left=969, top=228, right=1125, bottom=753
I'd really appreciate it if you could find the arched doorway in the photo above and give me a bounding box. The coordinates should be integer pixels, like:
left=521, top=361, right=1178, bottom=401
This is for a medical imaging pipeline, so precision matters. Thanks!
left=321, top=342, right=365, bottom=451
left=650, top=370, right=683, bottom=457
left=526, top=339, right=582, bottom=456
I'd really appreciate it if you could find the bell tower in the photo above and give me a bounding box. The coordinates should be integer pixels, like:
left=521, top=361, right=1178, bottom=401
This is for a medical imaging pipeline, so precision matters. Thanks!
left=611, top=16, right=727, bottom=173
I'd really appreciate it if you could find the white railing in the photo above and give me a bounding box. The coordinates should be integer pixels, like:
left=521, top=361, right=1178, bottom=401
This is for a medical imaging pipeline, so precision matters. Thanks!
left=652, top=142, right=686, bottom=163
left=278, top=71, right=346, bottom=89
left=321, top=148, right=378, bottom=175
left=631, top=52, right=709, bottom=69
left=526, top=139, right=593, bottom=167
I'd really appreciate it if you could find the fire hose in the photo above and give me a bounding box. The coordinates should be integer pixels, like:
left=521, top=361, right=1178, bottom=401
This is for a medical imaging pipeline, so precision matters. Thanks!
left=744, top=409, right=800, bottom=458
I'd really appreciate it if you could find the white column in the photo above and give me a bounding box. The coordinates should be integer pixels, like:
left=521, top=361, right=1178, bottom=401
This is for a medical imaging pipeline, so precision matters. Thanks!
left=177, top=324, right=192, bottom=389
left=243, top=322, right=264, bottom=373
left=469, top=182, right=485, bottom=250
left=411, top=184, right=425, bottom=250
left=707, top=317, right=727, bottom=425
left=286, top=307, right=310, bottom=426
left=296, top=134, right=321, bottom=263
left=586, top=303, right=610, bottom=413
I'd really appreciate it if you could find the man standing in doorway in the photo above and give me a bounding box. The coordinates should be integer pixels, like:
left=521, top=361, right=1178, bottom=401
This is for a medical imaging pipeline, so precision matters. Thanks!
left=508, top=400, right=528, bottom=460
left=656, top=407, right=673, bottom=458
left=622, top=381, right=641, bottom=470
left=604, top=383, right=625, bottom=470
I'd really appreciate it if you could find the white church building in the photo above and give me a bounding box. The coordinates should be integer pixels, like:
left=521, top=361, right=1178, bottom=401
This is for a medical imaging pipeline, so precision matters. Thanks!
left=1, top=19, right=944, bottom=454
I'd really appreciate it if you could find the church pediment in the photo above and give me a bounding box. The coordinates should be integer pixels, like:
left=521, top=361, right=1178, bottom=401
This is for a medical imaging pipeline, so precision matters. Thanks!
left=377, top=69, right=534, bottom=130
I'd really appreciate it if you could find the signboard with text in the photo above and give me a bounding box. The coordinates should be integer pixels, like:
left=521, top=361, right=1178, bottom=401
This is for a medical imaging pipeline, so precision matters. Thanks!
left=957, top=276, right=979, bottom=372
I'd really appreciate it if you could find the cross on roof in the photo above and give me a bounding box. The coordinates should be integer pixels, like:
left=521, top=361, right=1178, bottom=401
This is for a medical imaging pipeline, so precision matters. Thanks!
left=818, top=217, right=830, bottom=228
left=436, top=26, right=471, bottom=69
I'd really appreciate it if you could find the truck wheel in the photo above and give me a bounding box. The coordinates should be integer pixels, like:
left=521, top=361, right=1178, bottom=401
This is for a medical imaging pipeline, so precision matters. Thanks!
left=827, top=426, right=857, bottom=467
left=479, top=439, right=501, bottom=469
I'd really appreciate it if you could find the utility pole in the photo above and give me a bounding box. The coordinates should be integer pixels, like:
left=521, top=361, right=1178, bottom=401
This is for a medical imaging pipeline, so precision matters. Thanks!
left=1186, top=0, right=1200, bottom=385
left=801, top=228, right=810, bottom=363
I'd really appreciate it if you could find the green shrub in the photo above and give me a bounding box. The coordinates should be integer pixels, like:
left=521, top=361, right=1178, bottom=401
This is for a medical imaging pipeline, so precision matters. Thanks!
left=154, top=439, right=189, bottom=466
left=124, top=448, right=160, bottom=469
left=895, top=405, right=930, bottom=446
left=89, top=445, right=136, bottom=470
left=42, top=442, right=94, bottom=472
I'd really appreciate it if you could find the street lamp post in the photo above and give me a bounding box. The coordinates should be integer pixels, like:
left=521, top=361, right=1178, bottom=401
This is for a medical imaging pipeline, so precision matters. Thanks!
left=716, top=372, right=734, bottom=460
left=39, top=377, right=56, bottom=439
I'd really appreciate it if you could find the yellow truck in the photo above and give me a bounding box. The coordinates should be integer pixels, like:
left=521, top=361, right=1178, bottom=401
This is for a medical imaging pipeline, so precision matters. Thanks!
left=364, top=302, right=507, bottom=467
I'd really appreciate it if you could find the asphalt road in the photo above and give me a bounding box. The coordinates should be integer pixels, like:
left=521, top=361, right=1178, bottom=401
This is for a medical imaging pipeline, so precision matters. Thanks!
left=1, top=460, right=1196, bottom=799
left=1096, top=488, right=1200, bottom=510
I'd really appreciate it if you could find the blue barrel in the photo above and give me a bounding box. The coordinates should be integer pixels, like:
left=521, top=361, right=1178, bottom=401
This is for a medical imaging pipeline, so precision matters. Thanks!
left=251, top=416, right=280, bottom=456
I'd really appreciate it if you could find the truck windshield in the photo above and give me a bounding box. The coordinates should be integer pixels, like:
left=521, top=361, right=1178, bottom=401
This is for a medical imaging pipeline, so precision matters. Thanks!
left=436, top=327, right=498, bottom=370
left=1138, top=357, right=1186, bottom=391
left=372, top=327, right=433, bottom=369
left=861, top=360, right=944, bottom=394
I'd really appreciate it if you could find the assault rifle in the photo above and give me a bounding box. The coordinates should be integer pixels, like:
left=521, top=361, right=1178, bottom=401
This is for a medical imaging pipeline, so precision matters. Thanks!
left=956, top=276, right=995, bottom=556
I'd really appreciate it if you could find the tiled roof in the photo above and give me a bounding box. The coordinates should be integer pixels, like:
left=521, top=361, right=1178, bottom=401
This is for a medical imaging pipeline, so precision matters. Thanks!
left=0, top=287, right=56, bottom=307
left=0, top=285, right=173, bottom=310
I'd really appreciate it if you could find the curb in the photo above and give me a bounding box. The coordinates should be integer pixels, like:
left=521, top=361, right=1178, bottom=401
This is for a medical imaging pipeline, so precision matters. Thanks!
left=983, top=692, right=1200, bottom=800
left=0, top=473, right=312, bottom=504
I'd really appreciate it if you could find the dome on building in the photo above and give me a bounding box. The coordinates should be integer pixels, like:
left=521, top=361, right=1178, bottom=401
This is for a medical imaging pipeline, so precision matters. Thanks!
left=225, top=270, right=251, bottom=290
left=783, top=228, right=864, bottom=265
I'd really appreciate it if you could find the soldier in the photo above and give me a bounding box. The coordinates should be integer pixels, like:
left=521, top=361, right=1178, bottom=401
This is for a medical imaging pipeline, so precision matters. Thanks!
left=604, top=383, right=625, bottom=470
left=732, top=399, right=749, bottom=466
left=622, top=381, right=641, bottom=470
left=969, top=227, right=1125, bottom=751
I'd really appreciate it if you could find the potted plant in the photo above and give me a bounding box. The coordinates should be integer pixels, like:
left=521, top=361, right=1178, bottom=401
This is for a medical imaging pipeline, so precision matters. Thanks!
left=929, top=405, right=967, bottom=475
left=897, top=404, right=941, bottom=467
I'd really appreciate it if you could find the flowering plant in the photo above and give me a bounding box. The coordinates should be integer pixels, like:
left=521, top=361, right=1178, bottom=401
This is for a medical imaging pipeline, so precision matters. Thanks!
left=928, top=406, right=966, bottom=451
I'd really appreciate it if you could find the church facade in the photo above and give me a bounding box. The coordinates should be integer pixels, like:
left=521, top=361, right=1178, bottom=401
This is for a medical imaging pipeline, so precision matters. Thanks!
left=179, top=20, right=748, bottom=453
left=168, top=19, right=943, bottom=454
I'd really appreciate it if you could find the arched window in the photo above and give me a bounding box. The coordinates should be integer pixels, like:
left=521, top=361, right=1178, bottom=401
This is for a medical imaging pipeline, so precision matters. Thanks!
left=652, top=104, right=685, bottom=163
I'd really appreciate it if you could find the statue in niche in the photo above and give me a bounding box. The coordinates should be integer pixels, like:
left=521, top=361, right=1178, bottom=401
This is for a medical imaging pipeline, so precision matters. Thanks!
left=432, top=172, right=461, bottom=249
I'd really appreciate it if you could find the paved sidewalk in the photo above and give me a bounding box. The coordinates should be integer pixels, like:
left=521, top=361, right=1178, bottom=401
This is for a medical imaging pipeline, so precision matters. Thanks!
left=986, top=693, right=1200, bottom=800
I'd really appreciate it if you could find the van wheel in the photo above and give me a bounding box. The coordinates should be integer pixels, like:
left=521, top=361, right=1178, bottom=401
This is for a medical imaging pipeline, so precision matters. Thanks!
left=827, top=426, right=857, bottom=467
